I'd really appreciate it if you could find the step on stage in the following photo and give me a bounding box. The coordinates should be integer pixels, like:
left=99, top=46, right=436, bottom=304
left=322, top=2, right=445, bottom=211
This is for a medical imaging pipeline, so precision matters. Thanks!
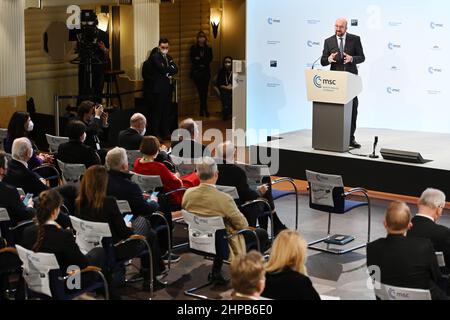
left=251, top=128, right=450, bottom=198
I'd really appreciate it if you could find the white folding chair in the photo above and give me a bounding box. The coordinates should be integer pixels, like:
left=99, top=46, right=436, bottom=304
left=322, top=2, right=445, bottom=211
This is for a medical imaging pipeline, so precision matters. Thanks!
left=170, top=155, right=197, bottom=176
left=57, top=159, right=86, bottom=184
left=374, top=282, right=432, bottom=300
left=45, top=134, right=69, bottom=153
left=126, top=150, right=142, bottom=172
left=131, top=173, right=163, bottom=193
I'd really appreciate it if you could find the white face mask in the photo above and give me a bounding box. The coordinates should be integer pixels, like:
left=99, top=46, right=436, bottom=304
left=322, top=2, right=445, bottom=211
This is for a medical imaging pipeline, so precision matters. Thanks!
left=140, top=128, right=146, bottom=136
left=161, top=49, right=169, bottom=55
left=81, top=132, right=87, bottom=143
left=27, top=120, right=34, bottom=132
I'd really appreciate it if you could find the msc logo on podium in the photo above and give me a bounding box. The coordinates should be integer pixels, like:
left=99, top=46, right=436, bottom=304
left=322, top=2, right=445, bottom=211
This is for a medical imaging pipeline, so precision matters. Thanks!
left=313, top=75, right=337, bottom=89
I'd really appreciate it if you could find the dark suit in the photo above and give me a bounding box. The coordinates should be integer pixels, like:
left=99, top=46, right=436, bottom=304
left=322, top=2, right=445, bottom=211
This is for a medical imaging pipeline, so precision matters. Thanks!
left=3, top=159, right=48, bottom=196
left=408, top=215, right=450, bottom=273
left=262, top=267, right=321, bottom=300
left=142, top=48, right=178, bottom=138
left=118, top=128, right=143, bottom=151
left=171, top=139, right=210, bottom=159
left=367, top=234, right=448, bottom=300
left=22, top=224, right=89, bottom=272
left=321, top=33, right=365, bottom=142
left=190, top=45, right=213, bottom=115
left=72, top=117, right=109, bottom=151
left=57, top=140, right=100, bottom=169
left=0, top=181, right=35, bottom=225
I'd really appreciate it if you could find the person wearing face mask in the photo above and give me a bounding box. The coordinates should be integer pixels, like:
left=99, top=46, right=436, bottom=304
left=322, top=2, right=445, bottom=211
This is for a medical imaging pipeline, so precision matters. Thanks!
left=217, top=56, right=234, bottom=121
left=190, top=31, right=213, bottom=118
left=4, top=111, right=54, bottom=170
left=57, top=120, right=101, bottom=169
left=76, top=100, right=109, bottom=150
left=142, top=38, right=178, bottom=139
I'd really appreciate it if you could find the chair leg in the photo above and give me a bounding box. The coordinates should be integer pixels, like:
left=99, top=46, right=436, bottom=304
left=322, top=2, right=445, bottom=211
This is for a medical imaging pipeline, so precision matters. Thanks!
left=327, top=213, right=332, bottom=236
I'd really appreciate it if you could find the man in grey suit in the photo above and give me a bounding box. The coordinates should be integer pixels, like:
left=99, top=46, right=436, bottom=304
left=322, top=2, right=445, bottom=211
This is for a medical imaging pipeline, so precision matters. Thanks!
left=321, top=18, right=365, bottom=149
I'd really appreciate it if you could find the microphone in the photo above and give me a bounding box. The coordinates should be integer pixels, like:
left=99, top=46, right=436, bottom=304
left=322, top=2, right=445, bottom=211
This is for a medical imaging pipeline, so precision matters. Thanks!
left=369, top=136, right=379, bottom=159
left=311, top=55, right=322, bottom=69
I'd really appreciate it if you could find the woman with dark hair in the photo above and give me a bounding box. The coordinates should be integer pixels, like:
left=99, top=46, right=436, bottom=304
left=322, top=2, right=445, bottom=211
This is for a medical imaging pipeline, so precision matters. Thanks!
left=4, top=111, right=53, bottom=169
left=217, top=56, right=233, bottom=120
left=75, top=165, right=167, bottom=291
left=190, top=31, right=213, bottom=117
left=22, top=189, right=105, bottom=293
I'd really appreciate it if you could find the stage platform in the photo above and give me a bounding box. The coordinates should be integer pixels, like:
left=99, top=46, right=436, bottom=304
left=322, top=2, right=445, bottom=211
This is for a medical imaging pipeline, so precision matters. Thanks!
left=251, top=128, right=450, bottom=198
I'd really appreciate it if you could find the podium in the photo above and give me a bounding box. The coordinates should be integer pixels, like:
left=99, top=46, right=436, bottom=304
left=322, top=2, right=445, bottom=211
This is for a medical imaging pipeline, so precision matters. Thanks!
left=305, top=69, right=362, bottom=152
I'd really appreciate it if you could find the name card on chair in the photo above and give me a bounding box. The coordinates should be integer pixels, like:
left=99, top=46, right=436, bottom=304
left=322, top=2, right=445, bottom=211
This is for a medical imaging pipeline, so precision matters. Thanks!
left=16, top=245, right=60, bottom=298
left=0, top=208, right=10, bottom=222
left=70, top=216, right=112, bottom=254
left=306, top=170, right=343, bottom=207
left=182, top=210, right=226, bottom=255
left=131, top=174, right=163, bottom=193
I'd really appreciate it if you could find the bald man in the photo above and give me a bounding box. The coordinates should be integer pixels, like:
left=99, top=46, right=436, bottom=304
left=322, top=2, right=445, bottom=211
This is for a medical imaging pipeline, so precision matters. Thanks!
left=367, top=201, right=448, bottom=300
left=321, top=18, right=365, bottom=149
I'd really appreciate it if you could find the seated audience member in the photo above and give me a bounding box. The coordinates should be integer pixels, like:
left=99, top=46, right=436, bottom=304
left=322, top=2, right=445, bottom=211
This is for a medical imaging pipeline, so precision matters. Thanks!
left=230, top=251, right=266, bottom=300
left=118, top=113, right=147, bottom=150
left=105, top=148, right=179, bottom=263
left=75, top=100, right=109, bottom=151
left=182, top=157, right=268, bottom=284
left=75, top=165, right=167, bottom=291
left=215, top=141, right=287, bottom=234
left=4, top=111, right=53, bottom=169
left=3, top=138, right=77, bottom=216
left=262, top=230, right=320, bottom=300
left=171, top=118, right=211, bottom=159
left=134, top=136, right=199, bottom=207
left=0, top=237, right=24, bottom=300
left=216, top=56, right=233, bottom=121
left=0, top=151, right=35, bottom=225
left=22, top=189, right=106, bottom=293
left=408, top=188, right=450, bottom=273
left=57, top=120, right=101, bottom=169
left=367, top=201, right=448, bottom=300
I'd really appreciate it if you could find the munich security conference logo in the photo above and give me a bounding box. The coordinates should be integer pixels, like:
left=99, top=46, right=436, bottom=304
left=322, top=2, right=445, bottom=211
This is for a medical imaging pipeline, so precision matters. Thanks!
left=307, top=40, right=320, bottom=47
left=430, top=22, right=444, bottom=29
left=313, top=75, right=322, bottom=88
left=267, top=17, right=281, bottom=25
left=428, top=67, right=442, bottom=74
left=388, top=42, right=401, bottom=50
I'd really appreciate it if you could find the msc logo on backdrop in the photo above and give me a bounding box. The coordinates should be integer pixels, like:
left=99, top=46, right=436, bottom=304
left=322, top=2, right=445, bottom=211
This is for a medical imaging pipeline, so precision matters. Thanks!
left=430, top=22, right=444, bottom=29
left=428, top=67, right=442, bottom=74
left=388, top=42, right=401, bottom=50
left=387, top=87, right=400, bottom=94
left=307, top=40, right=320, bottom=47
left=314, top=76, right=336, bottom=89
left=267, top=17, right=281, bottom=25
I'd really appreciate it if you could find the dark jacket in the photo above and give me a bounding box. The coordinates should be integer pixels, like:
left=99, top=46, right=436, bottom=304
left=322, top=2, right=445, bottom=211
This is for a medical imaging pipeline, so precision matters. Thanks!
left=4, top=135, right=42, bottom=170
left=57, top=140, right=100, bottom=169
left=107, top=170, right=158, bottom=218
left=190, top=45, right=213, bottom=79
left=73, top=117, right=108, bottom=150
left=262, top=267, right=321, bottom=300
left=367, top=234, right=447, bottom=300
left=0, top=180, right=35, bottom=225
left=3, top=159, right=48, bottom=196
left=142, top=48, right=178, bottom=95
left=118, top=128, right=143, bottom=151
left=22, top=224, right=89, bottom=272
left=408, top=215, right=450, bottom=272
left=217, top=163, right=259, bottom=203
left=217, top=67, right=232, bottom=88
left=76, top=196, right=133, bottom=244
left=171, top=139, right=210, bottom=159
left=321, top=33, right=365, bottom=75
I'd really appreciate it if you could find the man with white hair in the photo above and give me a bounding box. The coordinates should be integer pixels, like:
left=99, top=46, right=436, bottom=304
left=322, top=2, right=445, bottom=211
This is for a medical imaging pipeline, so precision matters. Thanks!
left=105, top=147, right=180, bottom=264
left=118, top=113, right=147, bottom=150
left=182, top=157, right=268, bottom=284
left=171, top=118, right=211, bottom=159
left=321, top=18, right=365, bottom=149
left=408, top=188, right=450, bottom=272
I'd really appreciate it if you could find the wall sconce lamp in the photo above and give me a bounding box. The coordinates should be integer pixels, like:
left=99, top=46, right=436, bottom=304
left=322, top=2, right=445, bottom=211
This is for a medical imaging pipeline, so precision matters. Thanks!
left=210, top=8, right=222, bottom=39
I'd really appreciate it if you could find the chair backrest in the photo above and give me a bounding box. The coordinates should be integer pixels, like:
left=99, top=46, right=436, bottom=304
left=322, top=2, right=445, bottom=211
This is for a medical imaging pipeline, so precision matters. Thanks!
left=5, top=153, right=12, bottom=163
left=0, top=128, right=7, bottom=151
left=374, top=282, right=432, bottom=300
left=181, top=210, right=228, bottom=257
left=0, top=207, right=10, bottom=238
left=305, top=170, right=345, bottom=211
left=126, top=150, right=141, bottom=171
left=216, top=185, right=239, bottom=200
left=57, top=159, right=86, bottom=184
left=170, top=155, right=197, bottom=176
left=235, top=163, right=271, bottom=189
left=15, top=245, right=60, bottom=298
left=131, top=173, right=163, bottom=193
left=45, top=134, right=69, bottom=153
left=116, top=200, right=132, bottom=215
left=17, top=188, right=26, bottom=197
left=436, top=251, right=446, bottom=268
left=69, top=216, right=112, bottom=255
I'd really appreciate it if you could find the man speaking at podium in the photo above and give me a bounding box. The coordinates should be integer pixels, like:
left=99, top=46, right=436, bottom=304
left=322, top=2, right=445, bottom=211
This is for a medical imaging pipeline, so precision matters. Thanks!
left=321, top=18, right=365, bottom=149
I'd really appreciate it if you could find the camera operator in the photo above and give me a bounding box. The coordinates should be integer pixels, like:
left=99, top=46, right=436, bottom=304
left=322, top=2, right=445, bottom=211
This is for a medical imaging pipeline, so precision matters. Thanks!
left=75, top=10, right=110, bottom=105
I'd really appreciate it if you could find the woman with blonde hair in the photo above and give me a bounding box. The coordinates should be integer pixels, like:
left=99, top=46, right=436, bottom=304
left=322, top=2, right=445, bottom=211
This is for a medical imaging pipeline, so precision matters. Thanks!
left=262, top=230, right=320, bottom=300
